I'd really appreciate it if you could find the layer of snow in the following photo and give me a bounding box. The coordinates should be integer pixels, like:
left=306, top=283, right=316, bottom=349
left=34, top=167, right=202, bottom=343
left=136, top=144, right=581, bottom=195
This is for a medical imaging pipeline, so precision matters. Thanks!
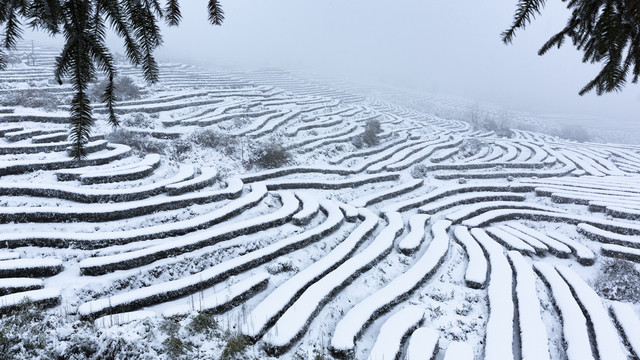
left=443, top=341, right=473, bottom=360
left=330, top=219, right=450, bottom=355
left=555, top=264, right=626, bottom=360
left=508, top=251, right=550, bottom=360
left=397, top=214, right=430, bottom=254
left=405, top=327, right=439, bottom=360
left=78, top=198, right=343, bottom=318
left=163, top=272, right=270, bottom=317
left=78, top=190, right=298, bottom=274
left=609, top=301, right=640, bottom=358
left=503, top=223, right=571, bottom=257
left=366, top=305, right=424, bottom=360
left=471, top=227, right=514, bottom=360
left=533, top=262, right=594, bottom=360
left=261, top=211, right=401, bottom=352
left=243, top=208, right=377, bottom=340
left=452, top=226, right=487, bottom=289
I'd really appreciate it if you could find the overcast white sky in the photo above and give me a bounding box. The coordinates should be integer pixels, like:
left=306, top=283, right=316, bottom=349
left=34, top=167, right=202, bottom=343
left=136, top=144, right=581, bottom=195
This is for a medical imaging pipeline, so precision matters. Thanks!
left=154, top=0, right=638, bottom=123
left=28, top=0, right=640, bottom=123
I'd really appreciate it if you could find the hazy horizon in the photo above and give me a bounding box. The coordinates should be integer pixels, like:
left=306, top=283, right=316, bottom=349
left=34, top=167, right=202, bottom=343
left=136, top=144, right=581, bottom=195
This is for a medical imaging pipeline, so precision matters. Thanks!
left=21, top=0, right=640, bottom=124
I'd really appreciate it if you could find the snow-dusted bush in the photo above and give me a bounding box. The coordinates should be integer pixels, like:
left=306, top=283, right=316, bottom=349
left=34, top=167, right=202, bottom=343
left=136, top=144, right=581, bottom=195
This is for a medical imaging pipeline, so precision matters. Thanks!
left=593, top=259, right=640, bottom=303
left=411, top=163, right=429, bottom=179
left=185, top=312, right=220, bottom=338
left=0, top=300, right=157, bottom=360
left=362, top=118, right=382, bottom=146
left=168, top=138, right=193, bottom=161
left=190, top=129, right=239, bottom=155
left=106, top=129, right=165, bottom=155
left=266, top=257, right=298, bottom=275
left=221, top=333, right=250, bottom=360
left=162, top=334, right=192, bottom=359
left=89, top=76, right=141, bottom=102
left=352, top=118, right=382, bottom=148
left=121, top=113, right=156, bottom=129
left=248, top=139, right=292, bottom=169
left=459, top=139, right=483, bottom=157
left=0, top=89, right=63, bottom=111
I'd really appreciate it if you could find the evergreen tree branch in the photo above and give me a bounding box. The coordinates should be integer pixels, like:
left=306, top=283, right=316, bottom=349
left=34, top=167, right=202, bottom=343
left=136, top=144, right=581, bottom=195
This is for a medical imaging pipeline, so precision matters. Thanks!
left=3, top=5, right=24, bottom=50
left=28, top=0, right=62, bottom=34
left=502, top=0, right=546, bottom=44
left=0, top=48, right=6, bottom=70
left=1, top=0, right=227, bottom=157
left=505, top=0, right=640, bottom=95
left=165, top=0, right=181, bottom=26
left=207, top=0, right=224, bottom=26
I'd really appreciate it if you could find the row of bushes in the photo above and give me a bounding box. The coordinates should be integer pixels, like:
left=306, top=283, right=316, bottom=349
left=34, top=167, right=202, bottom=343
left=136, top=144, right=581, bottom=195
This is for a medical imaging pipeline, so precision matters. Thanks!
left=0, top=300, right=259, bottom=360
left=0, top=76, right=141, bottom=112
left=107, top=128, right=293, bottom=170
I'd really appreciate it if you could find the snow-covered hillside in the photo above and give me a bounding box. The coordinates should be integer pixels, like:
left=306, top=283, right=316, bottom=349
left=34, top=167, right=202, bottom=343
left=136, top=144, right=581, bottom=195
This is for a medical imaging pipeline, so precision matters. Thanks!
left=0, top=43, right=639, bottom=360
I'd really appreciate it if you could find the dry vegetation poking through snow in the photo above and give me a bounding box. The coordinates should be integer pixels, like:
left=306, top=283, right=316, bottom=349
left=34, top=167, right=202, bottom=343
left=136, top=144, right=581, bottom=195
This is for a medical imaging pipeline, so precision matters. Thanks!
left=0, top=42, right=639, bottom=360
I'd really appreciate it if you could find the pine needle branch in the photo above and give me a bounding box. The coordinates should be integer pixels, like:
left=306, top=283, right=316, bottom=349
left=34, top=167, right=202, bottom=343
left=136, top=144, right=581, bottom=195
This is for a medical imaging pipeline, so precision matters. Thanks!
left=502, top=0, right=546, bottom=44
left=207, top=0, right=224, bottom=26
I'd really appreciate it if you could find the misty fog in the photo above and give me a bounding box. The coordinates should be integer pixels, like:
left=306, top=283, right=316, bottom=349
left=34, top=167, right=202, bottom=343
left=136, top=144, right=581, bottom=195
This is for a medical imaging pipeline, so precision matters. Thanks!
left=28, top=0, right=639, bottom=127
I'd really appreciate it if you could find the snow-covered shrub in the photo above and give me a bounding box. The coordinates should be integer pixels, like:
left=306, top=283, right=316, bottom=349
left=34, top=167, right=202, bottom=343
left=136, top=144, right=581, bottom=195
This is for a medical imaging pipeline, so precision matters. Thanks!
left=162, top=334, right=192, bottom=359
left=363, top=119, right=382, bottom=144
left=455, top=302, right=473, bottom=316
left=248, top=139, right=292, bottom=169
left=0, top=89, right=62, bottom=111
left=121, top=113, right=156, bottom=129
left=160, top=316, right=181, bottom=335
left=0, top=299, right=157, bottom=360
left=459, top=139, right=483, bottom=158
left=186, top=312, right=220, bottom=338
left=190, top=129, right=238, bottom=156
left=221, top=333, right=250, bottom=360
left=352, top=118, right=382, bottom=148
left=593, top=258, right=640, bottom=303
left=89, top=76, right=141, bottom=102
left=0, top=299, right=47, bottom=357
left=266, top=257, right=298, bottom=275
left=168, top=138, right=193, bottom=161
left=93, top=336, right=155, bottom=360
left=411, top=163, right=429, bottom=179
left=106, top=129, right=165, bottom=155
left=351, top=136, right=364, bottom=149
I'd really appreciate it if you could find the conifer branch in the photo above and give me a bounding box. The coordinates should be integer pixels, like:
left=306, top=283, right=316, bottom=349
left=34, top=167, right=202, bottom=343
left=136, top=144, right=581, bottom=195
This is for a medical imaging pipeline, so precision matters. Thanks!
left=0, top=49, right=6, bottom=70
left=208, top=0, right=224, bottom=26
left=502, top=0, right=546, bottom=44
left=165, top=0, right=181, bottom=26
left=504, top=0, right=640, bottom=95
left=1, top=0, right=226, bottom=157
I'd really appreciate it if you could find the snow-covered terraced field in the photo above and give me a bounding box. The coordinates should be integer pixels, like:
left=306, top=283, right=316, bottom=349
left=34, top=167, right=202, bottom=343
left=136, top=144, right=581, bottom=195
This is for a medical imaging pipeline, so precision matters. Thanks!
left=1, top=45, right=639, bottom=360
